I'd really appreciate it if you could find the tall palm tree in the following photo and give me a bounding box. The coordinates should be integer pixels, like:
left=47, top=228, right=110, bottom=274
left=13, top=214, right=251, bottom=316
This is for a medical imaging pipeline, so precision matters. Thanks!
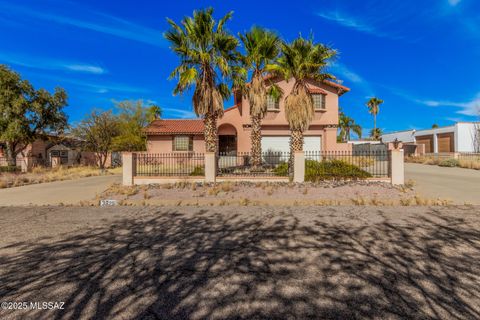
left=370, top=127, right=383, bottom=140
left=164, top=8, right=239, bottom=153
left=366, top=97, right=384, bottom=132
left=238, top=26, right=282, bottom=167
left=338, top=112, right=362, bottom=142
left=269, top=36, right=337, bottom=161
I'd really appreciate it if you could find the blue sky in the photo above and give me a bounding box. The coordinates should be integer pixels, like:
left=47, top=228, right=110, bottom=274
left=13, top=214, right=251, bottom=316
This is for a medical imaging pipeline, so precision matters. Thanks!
left=0, top=0, right=479, bottom=134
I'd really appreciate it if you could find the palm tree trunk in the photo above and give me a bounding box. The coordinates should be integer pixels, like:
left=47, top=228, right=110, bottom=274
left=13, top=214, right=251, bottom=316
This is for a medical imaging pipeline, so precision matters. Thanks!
left=373, top=114, right=377, bottom=131
left=291, top=129, right=304, bottom=152
left=251, top=115, right=262, bottom=167
left=204, top=112, right=218, bottom=153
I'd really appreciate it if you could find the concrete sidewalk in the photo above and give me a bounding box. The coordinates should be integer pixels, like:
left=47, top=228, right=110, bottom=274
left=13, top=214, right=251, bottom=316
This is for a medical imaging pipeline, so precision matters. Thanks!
left=405, top=163, right=480, bottom=204
left=0, top=175, right=121, bottom=206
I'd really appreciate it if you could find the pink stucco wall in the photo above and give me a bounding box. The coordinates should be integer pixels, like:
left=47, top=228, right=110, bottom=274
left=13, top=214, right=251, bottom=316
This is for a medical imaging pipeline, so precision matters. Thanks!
left=147, top=135, right=205, bottom=153
left=147, top=78, right=352, bottom=153
left=217, top=78, right=351, bottom=152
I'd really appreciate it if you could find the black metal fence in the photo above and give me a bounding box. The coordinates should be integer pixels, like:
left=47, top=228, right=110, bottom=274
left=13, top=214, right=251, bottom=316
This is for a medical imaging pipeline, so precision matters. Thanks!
left=304, top=150, right=390, bottom=178
left=133, top=153, right=205, bottom=176
left=0, top=157, right=25, bottom=172
left=0, top=157, right=12, bottom=167
left=352, top=143, right=388, bottom=155
left=217, top=151, right=290, bottom=177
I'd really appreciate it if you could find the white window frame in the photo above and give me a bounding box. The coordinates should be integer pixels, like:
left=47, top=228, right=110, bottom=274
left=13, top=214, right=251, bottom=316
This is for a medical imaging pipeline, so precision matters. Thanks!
left=313, top=94, right=326, bottom=110
left=266, top=95, right=280, bottom=111
left=173, top=135, right=193, bottom=151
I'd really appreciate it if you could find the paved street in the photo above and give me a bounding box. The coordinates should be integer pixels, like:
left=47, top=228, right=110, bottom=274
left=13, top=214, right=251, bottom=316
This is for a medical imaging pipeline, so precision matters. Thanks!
left=0, top=175, right=121, bottom=206
left=405, top=163, right=480, bottom=204
left=1, top=205, right=479, bottom=319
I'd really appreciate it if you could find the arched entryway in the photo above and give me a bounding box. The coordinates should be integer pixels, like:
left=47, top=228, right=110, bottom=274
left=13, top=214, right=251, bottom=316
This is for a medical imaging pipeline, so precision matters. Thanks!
left=218, top=123, right=237, bottom=155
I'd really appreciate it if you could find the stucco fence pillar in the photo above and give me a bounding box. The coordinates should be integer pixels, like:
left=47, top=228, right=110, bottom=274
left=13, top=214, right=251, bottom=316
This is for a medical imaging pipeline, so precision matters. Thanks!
left=389, top=149, right=405, bottom=185
left=293, top=151, right=305, bottom=183
left=122, top=152, right=134, bottom=186
left=205, top=152, right=216, bottom=183
left=51, top=156, right=62, bottom=168
left=20, top=157, right=33, bottom=173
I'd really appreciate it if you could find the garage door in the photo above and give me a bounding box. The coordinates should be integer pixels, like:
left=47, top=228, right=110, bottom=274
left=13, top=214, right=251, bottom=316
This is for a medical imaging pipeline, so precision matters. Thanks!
left=438, top=133, right=454, bottom=153
left=261, top=136, right=321, bottom=153
left=416, top=135, right=434, bottom=153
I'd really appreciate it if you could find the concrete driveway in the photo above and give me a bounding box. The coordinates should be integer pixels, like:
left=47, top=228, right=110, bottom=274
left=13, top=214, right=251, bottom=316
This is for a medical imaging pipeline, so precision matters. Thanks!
left=0, top=174, right=121, bottom=206
left=405, top=163, right=480, bottom=204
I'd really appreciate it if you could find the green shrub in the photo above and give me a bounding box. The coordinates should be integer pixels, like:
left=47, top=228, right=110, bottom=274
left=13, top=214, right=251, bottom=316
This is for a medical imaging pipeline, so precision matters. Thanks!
left=0, top=165, right=20, bottom=173
left=273, top=163, right=289, bottom=176
left=274, top=159, right=372, bottom=181
left=189, top=166, right=205, bottom=176
left=438, top=158, right=459, bottom=167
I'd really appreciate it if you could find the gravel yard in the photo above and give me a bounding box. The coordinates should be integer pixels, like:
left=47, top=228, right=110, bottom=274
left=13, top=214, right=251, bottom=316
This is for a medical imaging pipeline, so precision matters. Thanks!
left=1, top=205, right=480, bottom=319
left=96, top=181, right=438, bottom=207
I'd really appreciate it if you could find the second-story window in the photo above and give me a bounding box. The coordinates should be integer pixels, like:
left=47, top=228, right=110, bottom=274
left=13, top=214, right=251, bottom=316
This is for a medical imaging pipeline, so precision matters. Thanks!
left=266, top=95, right=279, bottom=110
left=313, top=94, right=326, bottom=110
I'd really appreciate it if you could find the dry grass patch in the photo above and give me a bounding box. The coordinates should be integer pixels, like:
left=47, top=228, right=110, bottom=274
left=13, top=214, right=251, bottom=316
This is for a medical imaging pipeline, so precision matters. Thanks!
left=458, top=160, right=480, bottom=170
left=0, top=166, right=118, bottom=188
left=406, top=156, right=480, bottom=170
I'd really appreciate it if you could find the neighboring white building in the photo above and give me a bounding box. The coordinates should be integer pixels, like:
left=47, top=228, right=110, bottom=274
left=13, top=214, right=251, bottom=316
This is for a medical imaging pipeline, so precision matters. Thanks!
left=381, top=122, right=480, bottom=153
left=347, top=140, right=383, bottom=145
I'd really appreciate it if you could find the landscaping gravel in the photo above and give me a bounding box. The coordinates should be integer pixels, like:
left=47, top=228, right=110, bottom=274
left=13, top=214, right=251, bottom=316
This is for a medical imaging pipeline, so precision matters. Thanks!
left=1, top=205, right=480, bottom=319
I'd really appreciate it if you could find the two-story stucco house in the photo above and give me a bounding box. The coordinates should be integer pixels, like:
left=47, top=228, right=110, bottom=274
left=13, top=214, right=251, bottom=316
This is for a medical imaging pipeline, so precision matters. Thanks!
left=145, top=77, right=351, bottom=154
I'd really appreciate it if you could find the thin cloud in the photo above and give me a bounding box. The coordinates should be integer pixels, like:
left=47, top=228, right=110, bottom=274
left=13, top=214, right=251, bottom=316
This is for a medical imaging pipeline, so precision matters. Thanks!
left=330, top=63, right=374, bottom=96
left=0, top=52, right=107, bottom=74
left=316, top=11, right=375, bottom=34
left=331, top=63, right=364, bottom=84
left=448, top=0, right=462, bottom=6
left=388, top=86, right=480, bottom=116
left=0, top=2, right=165, bottom=47
left=315, top=10, right=400, bottom=39
left=421, top=97, right=480, bottom=116
left=65, top=64, right=105, bottom=74
left=30, top=73, right=149, bottom=94
left=162, top=107, right=198, bottom=119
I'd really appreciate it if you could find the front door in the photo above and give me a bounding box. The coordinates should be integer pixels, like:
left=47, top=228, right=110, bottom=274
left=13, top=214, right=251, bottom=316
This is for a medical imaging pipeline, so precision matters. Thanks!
left=218, top=135, right=237, bottom=155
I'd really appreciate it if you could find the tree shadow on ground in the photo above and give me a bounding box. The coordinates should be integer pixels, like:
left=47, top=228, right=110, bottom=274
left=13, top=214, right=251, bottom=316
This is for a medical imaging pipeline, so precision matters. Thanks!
left=1, top=207, right=480, bottom=319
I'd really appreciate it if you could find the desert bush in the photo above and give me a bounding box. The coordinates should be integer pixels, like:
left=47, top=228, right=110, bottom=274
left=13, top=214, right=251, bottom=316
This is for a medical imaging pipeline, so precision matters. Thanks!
left=274, top=159, right=371, bottom=181
left=189, top=166, right=205, bottom=176
left=0, top=165, right=20, bottom=173
left=438, top=158, right=459, bottom=167
left=351, top=156, right=375, bottom=167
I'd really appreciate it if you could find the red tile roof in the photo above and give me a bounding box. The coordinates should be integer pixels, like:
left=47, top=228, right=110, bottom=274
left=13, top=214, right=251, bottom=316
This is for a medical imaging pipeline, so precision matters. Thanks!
left=224, top=105, right=238, bottom=112
left=307, top=88, right=328, bottom=95
left=250, top=76, right=351, bottom=96
left=144, top=119, right=204, bottom=135
left=323, top=80, right=350, bottom=93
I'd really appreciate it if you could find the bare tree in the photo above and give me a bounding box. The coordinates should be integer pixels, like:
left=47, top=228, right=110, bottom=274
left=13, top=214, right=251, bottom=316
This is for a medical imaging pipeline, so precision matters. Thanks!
left=73, top=111, right=119, bottom=169
left=473, top=119, right=480, bottom=153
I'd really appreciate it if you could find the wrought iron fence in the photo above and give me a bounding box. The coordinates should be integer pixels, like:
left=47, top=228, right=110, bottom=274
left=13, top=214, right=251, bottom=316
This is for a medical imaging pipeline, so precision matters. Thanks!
left=131, top=150, right=391, bottom=179
left=0, top=157, right=23, bottom=167
left=304, top=150, right=390, bottom=178
left=217, top=151, right=290, bottom=177
left=134, top=153, right=205, bottom=176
